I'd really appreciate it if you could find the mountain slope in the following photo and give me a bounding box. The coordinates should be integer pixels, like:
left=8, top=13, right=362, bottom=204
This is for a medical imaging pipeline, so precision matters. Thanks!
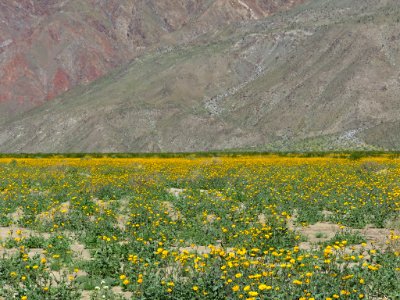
left=0, top=0, right=303, bottom=119
left=1, top=0, right=400, bottom=152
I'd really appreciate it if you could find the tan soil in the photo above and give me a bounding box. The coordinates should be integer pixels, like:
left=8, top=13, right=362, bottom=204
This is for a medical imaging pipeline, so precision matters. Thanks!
left=0, top=226, right=50, bottom=240
left=258, top=214, right=266, bottom=226
left=289, top=217, right=400, bottom=251
left=168, top=188, right=186, bottom=197
left=80, top=291, right=91, bottom=300
left=111, top=286, right=133, bottom=299
left=299, top=222, right=342, bottom=244
left=179, top=245, right=211, bottom=254
left=7, top=207, right=24, bottom=223
left=70, top=242, right=91, bottom=260
left=167, top=188, right=211, bottom=197
left=206, top=214, right=216, bottom=223
left=36, top=201, right=70, bottom=222
left=79, top=286, right=134, bottom=299
left=162, top=201, right=184, bottom=221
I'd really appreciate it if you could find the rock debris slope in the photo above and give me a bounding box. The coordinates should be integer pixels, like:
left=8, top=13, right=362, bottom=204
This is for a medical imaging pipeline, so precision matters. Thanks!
left=1, top=0, right=400, bottom=152
left=0, top=0, right=302, bottom=118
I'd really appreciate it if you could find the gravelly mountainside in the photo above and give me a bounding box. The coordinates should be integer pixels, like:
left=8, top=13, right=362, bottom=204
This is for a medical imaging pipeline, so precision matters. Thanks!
left=1, top=0, right=400, bottom=152
left=0, top=0, right=303, bottom=119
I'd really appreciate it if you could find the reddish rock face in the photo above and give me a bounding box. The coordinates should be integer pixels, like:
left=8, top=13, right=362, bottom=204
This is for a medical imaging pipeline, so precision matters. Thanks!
left=0, top=0, right=304, bottom=116
left=49, top=69, right=71, bottom=99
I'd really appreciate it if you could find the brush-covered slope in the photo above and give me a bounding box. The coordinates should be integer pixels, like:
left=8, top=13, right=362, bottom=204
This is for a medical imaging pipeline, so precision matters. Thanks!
left=1, top=0, right=400, bottom=152
left=0, top=0, right=302, bottom=119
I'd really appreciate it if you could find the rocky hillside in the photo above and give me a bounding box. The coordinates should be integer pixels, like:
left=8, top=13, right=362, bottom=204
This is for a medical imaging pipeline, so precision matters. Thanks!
left=1, top=0, right=400, bottom=152
left=0, top=0, right=302, bottom=119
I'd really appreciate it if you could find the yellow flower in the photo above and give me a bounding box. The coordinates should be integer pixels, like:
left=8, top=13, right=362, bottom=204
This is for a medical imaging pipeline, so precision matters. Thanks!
left=340, top=290, right=349, bottom=295
left=248, top=291, right=258, bottom=297
left=342, top=274, right=354, bottom=280
left=123, top=279, right=130, bottom=285
left=258, top=284, right=272, bottom=291
left=232, top=285, right=240, bottom=292
left=192, top=286, right=199, bottom=291
left=235, top=273, right=242, bottom=278
left=119, top=274, right=126, bottom=280
left=21, top=296, right=27, bottom=300
left=367, top=265, right=379, bottom=271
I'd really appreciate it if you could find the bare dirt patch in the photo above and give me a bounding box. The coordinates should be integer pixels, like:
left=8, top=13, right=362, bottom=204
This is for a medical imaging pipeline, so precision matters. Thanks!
left=206, top=214, right=217, bottom=223
left=299, top=222, right=342, bottom=244
left=167, top=188, right=211, bottom=197
left=52, top=269, right=88, bottom=286
left=111, top=286, right=133, bottom=299
left=79, top=286, right=134, bottom=300
left=168, top=188, right=186, bottom=197
left=0, top=226, right=92, bottom=260
left=116, top=214, right=130, bottom=231
left=162, top=201, right=184, bottom=221
left=93, top=198, right=110, bottom=209
left=0, top=248, right=19, bottom=258
left=0, top=226, right=50, bottom=240
left=27, top=248, right=46, bottom=258
left=80, top=290, right=91, bottom=300
left=71, top=242, right=91, bottom=260
left=7, top=207, right=24, bottom=223
left=258, top=213, right=266, bottom=226
left=0, top=226, right=48, bottom=259
left=179, top=245, right=211, bottom=255
left=358, top=226, right=390, bottom=245
left=36, top=201, right=70, bottom=222
left=289, top=217, right=400, bottom=251
left=292, top=222, right=341, bottom=250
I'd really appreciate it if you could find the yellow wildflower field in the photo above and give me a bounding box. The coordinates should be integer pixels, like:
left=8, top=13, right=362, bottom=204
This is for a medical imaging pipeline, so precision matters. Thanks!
left=0, top=156, right=399, bottom=299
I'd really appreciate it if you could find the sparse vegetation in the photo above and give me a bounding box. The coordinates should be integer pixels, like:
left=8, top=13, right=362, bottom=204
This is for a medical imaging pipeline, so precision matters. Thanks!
left=2, top=1, right=400, bottom=153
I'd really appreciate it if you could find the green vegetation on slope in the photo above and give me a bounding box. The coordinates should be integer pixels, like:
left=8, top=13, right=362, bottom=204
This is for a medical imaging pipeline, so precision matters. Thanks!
left=1, top=0, right=400, bottom=152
